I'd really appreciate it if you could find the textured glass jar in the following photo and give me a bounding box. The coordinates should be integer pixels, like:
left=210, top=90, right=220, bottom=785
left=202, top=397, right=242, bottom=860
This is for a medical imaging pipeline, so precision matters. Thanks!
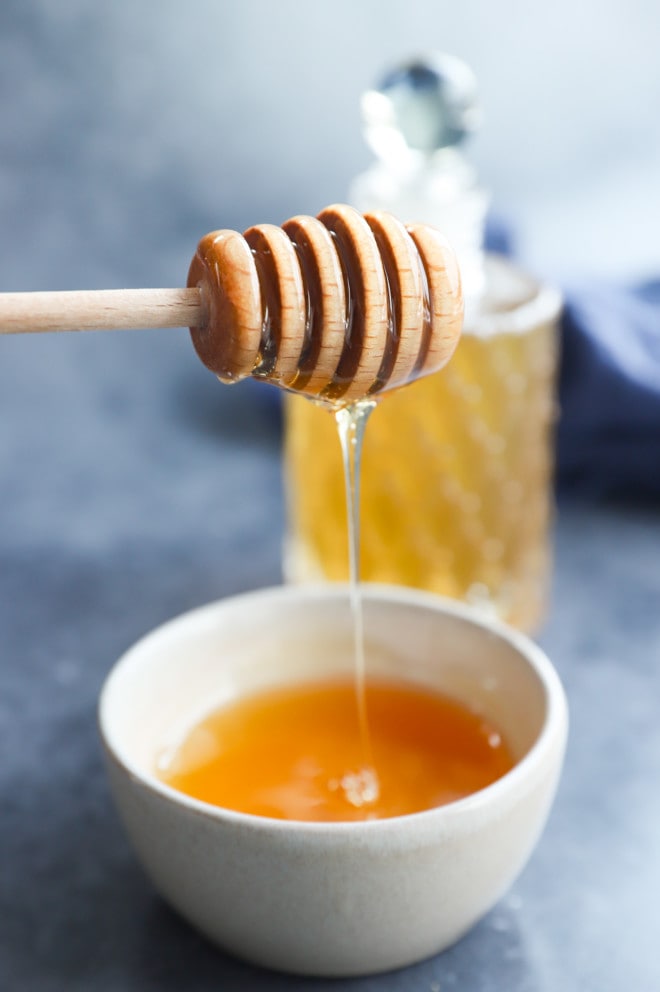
left=284, top=256, right=561, bottom=632
left=283, top=55, right=562, bottom=632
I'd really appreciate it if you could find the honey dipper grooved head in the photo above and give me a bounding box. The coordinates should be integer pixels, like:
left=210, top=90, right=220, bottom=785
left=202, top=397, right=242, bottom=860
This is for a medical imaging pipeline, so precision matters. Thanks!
left=187, top=204, right=463, bottom=401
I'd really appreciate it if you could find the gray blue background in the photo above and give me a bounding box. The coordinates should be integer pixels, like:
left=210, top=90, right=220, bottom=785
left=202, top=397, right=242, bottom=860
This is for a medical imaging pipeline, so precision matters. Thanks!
left=1, top=3, right=659, bottom=990
left=1, top=0, right=660, bottom=294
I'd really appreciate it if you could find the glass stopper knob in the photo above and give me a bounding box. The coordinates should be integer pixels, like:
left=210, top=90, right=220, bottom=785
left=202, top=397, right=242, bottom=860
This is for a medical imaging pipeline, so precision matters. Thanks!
left=362, top=53, right=481, bottom=164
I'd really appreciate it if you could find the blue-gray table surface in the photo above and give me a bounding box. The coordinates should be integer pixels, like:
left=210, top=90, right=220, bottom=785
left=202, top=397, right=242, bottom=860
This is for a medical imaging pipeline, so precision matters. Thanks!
left=1, top=329, right=659, bottom=991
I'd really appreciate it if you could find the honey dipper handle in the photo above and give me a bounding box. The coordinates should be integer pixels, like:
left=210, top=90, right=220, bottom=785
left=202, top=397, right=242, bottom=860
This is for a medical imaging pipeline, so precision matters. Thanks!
left=0, top=288, right=202, bottom=335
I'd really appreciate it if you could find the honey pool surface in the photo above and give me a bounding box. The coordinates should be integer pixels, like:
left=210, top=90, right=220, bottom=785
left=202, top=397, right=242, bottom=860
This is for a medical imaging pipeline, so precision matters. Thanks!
left=157, top=678, right=514, bottom=822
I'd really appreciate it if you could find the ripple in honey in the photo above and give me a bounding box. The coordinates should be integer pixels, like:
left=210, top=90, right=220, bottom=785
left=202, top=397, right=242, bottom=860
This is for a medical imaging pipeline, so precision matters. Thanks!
left=157, top=678, right=514, bottom=823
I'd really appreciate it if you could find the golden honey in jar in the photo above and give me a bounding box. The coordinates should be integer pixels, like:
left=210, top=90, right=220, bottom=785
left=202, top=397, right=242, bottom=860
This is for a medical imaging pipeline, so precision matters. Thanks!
left=284, top=258, right=561, bottom=631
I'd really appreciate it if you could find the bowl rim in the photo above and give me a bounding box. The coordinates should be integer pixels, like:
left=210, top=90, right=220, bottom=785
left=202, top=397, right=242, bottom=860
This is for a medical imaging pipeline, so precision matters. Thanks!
left=99, top=583, right=568, bottom=837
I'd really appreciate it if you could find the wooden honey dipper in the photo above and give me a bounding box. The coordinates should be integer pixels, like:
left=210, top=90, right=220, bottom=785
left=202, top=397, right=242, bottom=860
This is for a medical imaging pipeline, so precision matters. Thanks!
left=0, top=204, right=463, bottom=403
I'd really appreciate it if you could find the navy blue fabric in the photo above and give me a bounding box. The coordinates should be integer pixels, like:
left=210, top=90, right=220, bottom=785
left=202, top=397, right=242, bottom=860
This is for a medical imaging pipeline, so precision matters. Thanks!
left=558, top=281, right=660, bottom=499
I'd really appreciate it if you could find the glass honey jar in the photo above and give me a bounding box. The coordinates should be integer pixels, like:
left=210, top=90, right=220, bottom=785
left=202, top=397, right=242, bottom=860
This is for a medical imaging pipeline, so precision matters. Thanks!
left=283, top=55, right=562, bottom=631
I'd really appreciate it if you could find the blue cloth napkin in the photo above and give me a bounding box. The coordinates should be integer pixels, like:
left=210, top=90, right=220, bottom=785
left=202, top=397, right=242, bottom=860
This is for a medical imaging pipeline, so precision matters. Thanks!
left=558, top=281, right=660, bottom=499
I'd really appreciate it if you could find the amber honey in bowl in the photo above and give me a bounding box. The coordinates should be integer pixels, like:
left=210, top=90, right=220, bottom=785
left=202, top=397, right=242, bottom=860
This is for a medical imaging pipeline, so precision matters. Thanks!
left=156, top=677, right=514, bottom=822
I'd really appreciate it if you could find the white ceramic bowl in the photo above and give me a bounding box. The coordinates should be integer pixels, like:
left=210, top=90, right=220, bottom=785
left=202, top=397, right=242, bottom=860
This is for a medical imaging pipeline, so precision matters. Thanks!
left=99, top=585, right=568, bottom=977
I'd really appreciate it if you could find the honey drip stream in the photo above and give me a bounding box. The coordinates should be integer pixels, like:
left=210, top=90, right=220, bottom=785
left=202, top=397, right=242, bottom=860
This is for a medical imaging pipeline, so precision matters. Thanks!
left=334, top=398, right=379, bottom=807
left=158, top=397, right=517, bottom=822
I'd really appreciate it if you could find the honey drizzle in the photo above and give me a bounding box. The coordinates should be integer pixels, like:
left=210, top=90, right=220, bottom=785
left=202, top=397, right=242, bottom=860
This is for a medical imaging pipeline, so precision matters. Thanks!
left=335, top=398, right=379, bottom=806
left=230, top=218, right=441, bottom=809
